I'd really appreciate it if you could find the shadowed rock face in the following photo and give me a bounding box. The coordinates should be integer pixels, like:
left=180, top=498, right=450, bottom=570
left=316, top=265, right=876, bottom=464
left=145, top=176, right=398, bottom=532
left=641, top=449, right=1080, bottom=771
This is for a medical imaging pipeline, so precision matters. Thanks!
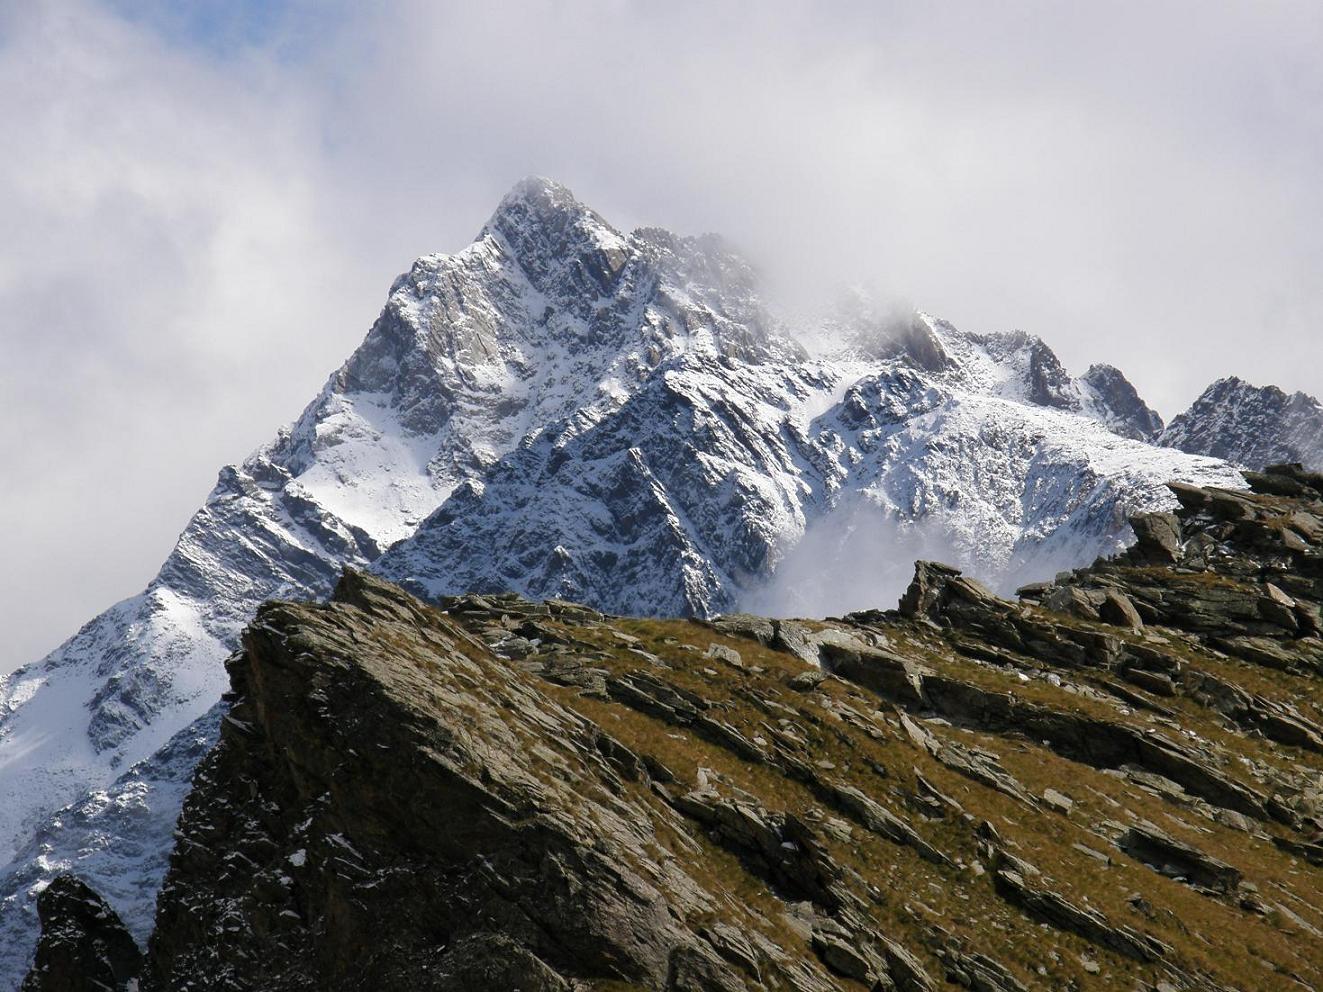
left=26, top=473, right=1323, bottom=991
left=1079, top=364, right=1165, bottom=440
left=21, top=876, right=142, bottom=992
left=139, top=573, right=757, bottom=991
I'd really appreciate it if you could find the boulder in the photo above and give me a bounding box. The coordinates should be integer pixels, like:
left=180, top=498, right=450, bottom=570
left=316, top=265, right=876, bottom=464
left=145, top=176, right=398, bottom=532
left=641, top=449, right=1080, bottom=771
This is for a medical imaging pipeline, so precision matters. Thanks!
left=1099, top=589, right=1144, bottom=629
left=1042, top=788, right=1073, bottom=815
left=1129, top=512, right=1183, bottom=563
left=899, top=562, right=1006, bottom=622
left=710, top=613, right=775, bottom=646
left=1043, top=585, right=1103, bottom=621
left=705, top=643, right=744, bottom=668
left=898, top=561, right=964, bottom=619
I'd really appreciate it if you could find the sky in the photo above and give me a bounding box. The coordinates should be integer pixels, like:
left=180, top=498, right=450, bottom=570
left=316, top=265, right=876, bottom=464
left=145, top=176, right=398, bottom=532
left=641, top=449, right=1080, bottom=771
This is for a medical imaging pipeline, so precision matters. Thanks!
left=2, top=0, right=1321, bottom=673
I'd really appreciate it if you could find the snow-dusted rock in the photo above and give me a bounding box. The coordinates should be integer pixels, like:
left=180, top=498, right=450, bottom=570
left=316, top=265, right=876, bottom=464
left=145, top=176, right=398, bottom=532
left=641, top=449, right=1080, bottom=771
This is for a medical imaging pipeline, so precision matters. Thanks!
left=1157, top=376, right=1323, bottom=471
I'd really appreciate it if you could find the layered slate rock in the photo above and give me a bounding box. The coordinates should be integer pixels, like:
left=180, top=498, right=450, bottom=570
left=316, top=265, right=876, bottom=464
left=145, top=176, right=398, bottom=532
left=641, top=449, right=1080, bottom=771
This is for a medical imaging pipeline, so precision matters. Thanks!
left=141, top=574, right=768, bottom=991
left=28, top=468, right=1323, bottom=991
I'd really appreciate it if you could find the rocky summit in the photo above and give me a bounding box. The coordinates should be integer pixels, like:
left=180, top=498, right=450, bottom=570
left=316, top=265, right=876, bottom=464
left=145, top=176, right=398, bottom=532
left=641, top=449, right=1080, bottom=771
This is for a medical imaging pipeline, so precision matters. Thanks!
left=1159, top=377, right=1323, bottom=472
left=24, top=463, right=1323, bottom=991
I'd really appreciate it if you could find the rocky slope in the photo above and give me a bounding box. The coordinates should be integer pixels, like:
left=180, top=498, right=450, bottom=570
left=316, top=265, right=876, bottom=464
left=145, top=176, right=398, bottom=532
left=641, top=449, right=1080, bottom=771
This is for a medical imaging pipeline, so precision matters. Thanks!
left=27, top=464, right=1323, bottom=991
left=1159, top=377, right=1323, bottom=471
left=0, top=178, right=1244, bottom=985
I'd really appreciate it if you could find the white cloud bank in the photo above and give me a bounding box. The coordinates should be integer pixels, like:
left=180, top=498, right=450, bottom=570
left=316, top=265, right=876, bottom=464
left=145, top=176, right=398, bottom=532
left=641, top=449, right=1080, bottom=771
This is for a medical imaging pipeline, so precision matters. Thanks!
left=2, top=0, right=1321, bottom=671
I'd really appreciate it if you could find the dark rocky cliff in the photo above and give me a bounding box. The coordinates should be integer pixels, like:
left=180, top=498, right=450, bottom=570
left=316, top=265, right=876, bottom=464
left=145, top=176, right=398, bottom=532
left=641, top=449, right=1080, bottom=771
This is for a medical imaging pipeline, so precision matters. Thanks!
left=26, top=465, right=1323, bottom=991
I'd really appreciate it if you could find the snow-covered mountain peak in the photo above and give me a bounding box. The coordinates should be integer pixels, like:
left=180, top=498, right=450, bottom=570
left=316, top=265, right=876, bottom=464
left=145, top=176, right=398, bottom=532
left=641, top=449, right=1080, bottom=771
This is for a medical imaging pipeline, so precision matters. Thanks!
left=1078, top=363, right=1165, bottom=438
left=846, top=310, right=956, bottom=373
left=481, top=176, right=630, bottom=301
left=1158, top=375, right=1323, bottom=470
left=0, top=178, right=1249, bottom=987
left=375, top=181, right=796, bottom=395
left=822, top=300, right=1162, bottom=441
left=484, top=174, right=615, bottom=242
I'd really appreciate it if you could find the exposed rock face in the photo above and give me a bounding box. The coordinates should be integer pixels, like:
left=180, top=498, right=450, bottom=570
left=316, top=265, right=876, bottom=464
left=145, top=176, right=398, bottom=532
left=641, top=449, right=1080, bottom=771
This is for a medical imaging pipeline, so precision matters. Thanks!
left=1159, top=376, right=1323, bottom=470
left=140, top=572, right=760, bottom=990
left=1078, top=363, right=1165, bottom=440
left=28, top=465, right=1323, bottom=991
left=21, top=876, right=142, bottom=992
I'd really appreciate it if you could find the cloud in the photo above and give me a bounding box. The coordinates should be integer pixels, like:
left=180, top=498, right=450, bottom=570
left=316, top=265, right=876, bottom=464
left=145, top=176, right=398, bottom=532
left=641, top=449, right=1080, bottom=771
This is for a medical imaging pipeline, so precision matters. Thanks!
left=740, top=500, right=962, bottom=620
left=2, top=0, right=1322, bottom=671
left=0, top=3, right=378, bottom=669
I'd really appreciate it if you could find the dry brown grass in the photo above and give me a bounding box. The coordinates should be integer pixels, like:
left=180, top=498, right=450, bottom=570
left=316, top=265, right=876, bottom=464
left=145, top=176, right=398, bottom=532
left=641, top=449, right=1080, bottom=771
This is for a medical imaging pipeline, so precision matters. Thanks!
left=450, top=603, right=1323, bottom=991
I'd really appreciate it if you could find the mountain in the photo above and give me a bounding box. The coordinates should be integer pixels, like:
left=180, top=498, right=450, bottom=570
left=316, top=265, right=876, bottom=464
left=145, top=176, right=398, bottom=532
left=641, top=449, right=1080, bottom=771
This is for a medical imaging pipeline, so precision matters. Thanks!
left=25, top=464, right=1323, bottom=991
left=836, top=306, right=1165, bottom=440
left=1158, top=376, right=1323, bottom=471
left=0, top=178, right=1243, bottom=986
left=373, top=304, right=1212, bottom=618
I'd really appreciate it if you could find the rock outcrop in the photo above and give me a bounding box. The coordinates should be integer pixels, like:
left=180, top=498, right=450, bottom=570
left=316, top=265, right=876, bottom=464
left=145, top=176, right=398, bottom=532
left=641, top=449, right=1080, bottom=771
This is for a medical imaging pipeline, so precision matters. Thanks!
left=20, top=876, right=142, bottom=992
left=26, top=465, right=1323, bottom=991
